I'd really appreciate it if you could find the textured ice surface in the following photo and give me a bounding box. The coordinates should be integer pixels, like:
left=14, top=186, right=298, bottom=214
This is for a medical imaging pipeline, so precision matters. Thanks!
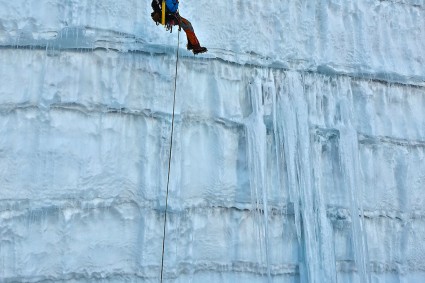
left=0, top=1, right=424, bottom=283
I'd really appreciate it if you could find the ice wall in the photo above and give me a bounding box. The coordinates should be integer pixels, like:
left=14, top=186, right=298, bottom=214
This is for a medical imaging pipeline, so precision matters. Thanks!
left=0, top=0, right=424, bottom=283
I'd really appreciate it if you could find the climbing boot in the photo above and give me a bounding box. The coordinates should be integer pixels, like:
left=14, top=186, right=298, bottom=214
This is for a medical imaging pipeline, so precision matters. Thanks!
left=187, top=42, right=207, bottom=54
left=185, top=31, right=207, bottom=54
left=192, top=45, right=208, bottom=54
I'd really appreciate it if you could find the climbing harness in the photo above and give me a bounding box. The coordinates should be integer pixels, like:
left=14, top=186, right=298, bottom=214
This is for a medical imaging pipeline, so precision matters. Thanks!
left=160, top=27, right=181, bottom=283
left=155, top=0, right=179, bottom=33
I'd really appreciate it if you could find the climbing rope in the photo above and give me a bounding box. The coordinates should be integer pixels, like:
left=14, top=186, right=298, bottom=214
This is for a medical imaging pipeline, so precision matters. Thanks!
left=160, top=28, right=180, bottom=283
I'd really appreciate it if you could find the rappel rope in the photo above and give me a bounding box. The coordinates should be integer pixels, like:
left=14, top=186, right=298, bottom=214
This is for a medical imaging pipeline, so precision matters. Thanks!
left=160, top=27, right=180, bottom=283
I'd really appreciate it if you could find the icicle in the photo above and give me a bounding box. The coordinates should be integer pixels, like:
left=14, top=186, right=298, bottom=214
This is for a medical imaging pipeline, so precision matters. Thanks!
left=273, top=71, right=339, bottom=283
left=245, top=76, right=271, bottom=281
left=337, top=78, right=370, bottom=283
left=287, top=72, right=319, bottom=283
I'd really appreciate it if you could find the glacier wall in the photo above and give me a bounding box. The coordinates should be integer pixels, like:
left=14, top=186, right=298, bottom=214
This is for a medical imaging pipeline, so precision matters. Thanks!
left=0, top=0, right=424, bottom=282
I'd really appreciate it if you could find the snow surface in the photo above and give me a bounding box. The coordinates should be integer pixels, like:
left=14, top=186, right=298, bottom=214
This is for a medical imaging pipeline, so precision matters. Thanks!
left=0, top=0, right=425, bottom=282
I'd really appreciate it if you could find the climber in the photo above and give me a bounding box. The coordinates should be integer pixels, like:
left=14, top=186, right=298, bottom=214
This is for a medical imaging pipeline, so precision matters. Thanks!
left=151, top=0, right=207, bottom=54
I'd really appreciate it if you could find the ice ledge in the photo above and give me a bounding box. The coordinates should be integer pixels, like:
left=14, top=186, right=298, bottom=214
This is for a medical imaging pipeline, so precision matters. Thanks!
left=1, top=103, right=424, bottom=155
left=2, top=260, right=425, bottom=283
left=358, top=133, right=425, bottom=148
left=1, top=26, right=424, bottom=87
left=2, top=197, right=424, bottom=224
